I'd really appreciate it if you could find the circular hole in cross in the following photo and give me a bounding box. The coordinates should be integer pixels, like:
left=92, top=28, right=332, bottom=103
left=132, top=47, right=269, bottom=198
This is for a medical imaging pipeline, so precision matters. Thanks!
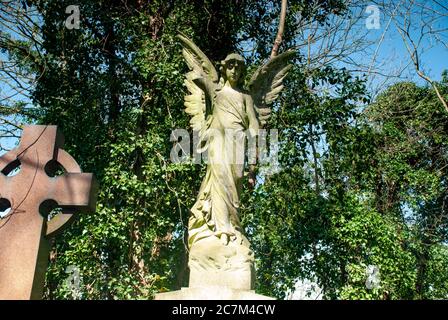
left=39, top=199, right=58, bottom=219
left=45, top=159, right=66, bottom=177
left=0, top=198, right=12, bottom=218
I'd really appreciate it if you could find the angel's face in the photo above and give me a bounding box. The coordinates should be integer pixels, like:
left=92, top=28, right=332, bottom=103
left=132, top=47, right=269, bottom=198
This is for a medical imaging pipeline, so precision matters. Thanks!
left=224, top=60, right=243, bottom=87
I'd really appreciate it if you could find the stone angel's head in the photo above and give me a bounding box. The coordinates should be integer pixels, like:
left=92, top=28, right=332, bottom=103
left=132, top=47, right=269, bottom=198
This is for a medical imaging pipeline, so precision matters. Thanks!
left=219, top=53, right=245, bottom=88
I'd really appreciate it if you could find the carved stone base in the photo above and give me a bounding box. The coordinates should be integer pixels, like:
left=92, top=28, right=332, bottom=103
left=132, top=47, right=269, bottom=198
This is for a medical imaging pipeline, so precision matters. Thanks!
left=155, top=286, right=274, bottom=300
left=154, top=233, right=275, bottom=300
left=188, top=233, right=255, bottom=290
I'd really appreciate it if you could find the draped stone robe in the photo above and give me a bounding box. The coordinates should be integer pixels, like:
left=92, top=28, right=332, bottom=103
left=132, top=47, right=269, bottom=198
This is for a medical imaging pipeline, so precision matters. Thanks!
left=188, top=85, right=259, bottom=248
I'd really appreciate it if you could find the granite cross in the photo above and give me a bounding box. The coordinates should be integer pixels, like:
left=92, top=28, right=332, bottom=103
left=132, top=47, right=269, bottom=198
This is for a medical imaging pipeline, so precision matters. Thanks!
left=0, top=125, right=98, bottom=299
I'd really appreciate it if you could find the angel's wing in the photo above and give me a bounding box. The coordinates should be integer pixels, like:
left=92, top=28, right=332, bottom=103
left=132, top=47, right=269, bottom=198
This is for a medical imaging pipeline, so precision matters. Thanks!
left=177, top=34, right=218, bottom=152
left=248, top=50, right=295, bottom=127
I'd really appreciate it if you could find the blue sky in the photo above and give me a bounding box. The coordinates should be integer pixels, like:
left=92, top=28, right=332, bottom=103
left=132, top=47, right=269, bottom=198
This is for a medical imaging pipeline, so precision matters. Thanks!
left=1, top=2, right=447, bottom=153
left=361, top=4, right=448, bottom=90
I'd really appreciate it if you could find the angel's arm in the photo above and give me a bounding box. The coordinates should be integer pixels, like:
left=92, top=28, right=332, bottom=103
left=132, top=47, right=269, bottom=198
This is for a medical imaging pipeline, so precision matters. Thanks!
left=192, top=76, right=217, bottom=115
left=245, top=95, right=259, bottom=189
left=245, top=94, right=259, bottom=133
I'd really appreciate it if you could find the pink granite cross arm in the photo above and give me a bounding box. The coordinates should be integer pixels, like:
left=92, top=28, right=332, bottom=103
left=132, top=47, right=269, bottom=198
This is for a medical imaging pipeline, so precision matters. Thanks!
left=0, top=125, right=98, bottom=300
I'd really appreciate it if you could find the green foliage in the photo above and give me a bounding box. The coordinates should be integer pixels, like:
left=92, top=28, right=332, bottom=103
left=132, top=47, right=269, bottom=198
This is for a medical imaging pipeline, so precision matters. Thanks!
left=37, top=0, right=249, bottom=299
left=242, top=57, right=448, bottom=299
left=11, top=0, right=447, bottom=300
left=366, top=81, right=448, bottom=299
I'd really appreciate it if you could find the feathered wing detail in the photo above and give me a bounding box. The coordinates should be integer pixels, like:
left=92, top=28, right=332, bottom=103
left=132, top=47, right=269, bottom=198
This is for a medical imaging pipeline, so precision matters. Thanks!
left=178, top=34, right=218, bottom=83
left=184, top=71, right=211, bottom=152
left=178, top=34, right=219, bottom=152
left=248, top=50, right=295, bottom=127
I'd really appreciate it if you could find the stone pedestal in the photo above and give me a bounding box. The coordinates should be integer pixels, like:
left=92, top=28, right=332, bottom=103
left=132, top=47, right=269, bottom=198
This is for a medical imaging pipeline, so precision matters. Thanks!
left=188, top=235, right=255, bottom=291
left=154, top=234, right=274, bottom=300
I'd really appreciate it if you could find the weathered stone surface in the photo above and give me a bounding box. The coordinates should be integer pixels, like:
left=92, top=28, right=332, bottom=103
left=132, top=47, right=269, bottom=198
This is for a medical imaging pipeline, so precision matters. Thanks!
left=153, top=36, right=290, bottom=300
left=0, top=125, right=98, bottom=300
left=188, top=235, right=255, bottom=290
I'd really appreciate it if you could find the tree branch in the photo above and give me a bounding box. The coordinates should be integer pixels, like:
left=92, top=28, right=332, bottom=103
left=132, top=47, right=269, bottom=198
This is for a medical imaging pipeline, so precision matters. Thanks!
left=270, top=0, right=287, bottom=59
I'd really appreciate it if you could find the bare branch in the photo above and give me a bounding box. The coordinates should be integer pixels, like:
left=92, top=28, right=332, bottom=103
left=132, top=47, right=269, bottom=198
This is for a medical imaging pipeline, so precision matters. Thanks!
left=270, top=0, right=287, bottom=59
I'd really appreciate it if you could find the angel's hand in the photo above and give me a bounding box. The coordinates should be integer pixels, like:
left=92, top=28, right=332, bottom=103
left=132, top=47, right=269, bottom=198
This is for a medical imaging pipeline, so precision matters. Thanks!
left=248, top=164, right=256, bottom=189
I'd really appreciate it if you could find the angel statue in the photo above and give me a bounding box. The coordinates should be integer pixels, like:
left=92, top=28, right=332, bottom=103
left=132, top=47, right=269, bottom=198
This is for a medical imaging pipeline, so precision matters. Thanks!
left=177, top=34, right=293, bottom=289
